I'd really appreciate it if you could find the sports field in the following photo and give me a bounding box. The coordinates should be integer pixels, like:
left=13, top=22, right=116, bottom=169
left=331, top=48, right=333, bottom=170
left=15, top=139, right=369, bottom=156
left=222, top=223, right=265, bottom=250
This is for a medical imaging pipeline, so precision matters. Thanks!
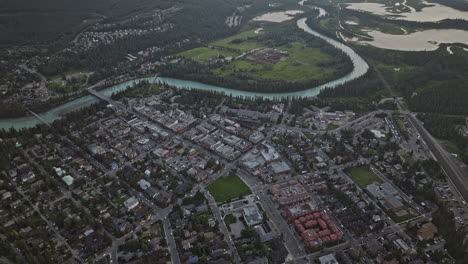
left=206, top=174, right=252, bottom=203
left=345, top=165, right=383, bottom=188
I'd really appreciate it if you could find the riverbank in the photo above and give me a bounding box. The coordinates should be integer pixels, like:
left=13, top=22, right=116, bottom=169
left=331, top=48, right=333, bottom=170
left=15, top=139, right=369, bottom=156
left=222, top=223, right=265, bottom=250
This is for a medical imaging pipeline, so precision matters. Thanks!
left=0, top=5, right=369, bottom=130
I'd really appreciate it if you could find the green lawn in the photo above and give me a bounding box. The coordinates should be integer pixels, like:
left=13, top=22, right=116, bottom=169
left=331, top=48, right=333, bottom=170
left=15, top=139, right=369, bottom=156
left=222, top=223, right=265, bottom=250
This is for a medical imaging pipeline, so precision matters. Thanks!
left=212, top=41, right=335, bottom=82
left=206, top=174, right=252, bottom=203
left=179, top=25, right=340, bottom=83
left=211, top=29, right=263, bottom=52
left=327, top=123, right=339, bottom=130
left=345, top=165, right=383, bottom=188
left=47, top=81, right=64, bottom=92
left=385, top=209, right=416, bottom=223
left=303, top=131, right=314, bottom=140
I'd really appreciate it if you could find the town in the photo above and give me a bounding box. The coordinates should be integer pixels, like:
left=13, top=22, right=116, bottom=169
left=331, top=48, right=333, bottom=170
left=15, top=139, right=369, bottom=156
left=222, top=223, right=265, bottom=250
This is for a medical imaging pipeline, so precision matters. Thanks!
left=1, top=82, right=466, bottom=264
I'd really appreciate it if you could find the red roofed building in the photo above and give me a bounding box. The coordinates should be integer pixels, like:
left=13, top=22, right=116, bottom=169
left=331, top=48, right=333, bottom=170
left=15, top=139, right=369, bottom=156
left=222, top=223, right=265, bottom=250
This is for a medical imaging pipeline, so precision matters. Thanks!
left=305, top=220, right=317, bottom=228
left=321, top=236, right=330, bottom=243
left=270, top=179, right=311, bottom=205
left=318, top=229, right=331, bottom=237
left=318, top=219, right=327, bottom=230
left=302, top=229, right=318, bottom=242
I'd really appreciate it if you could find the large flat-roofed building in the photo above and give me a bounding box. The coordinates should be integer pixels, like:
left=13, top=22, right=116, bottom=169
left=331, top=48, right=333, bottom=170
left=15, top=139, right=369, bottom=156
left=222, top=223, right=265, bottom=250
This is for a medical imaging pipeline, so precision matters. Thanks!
left=381, top=182, right=398, bottom=195
left=319, top=254, right=339, bottom=264
left=270, top=179, right=310, bottom=205
left=284, top=200, right=318, bottom=220
left=269, top=161, right=291, bottom=174
left=260, top=143, right=281, bottom=163
left=383, top=195, right=404, bottom=212
left=366, top=183, right=384, bottom=199
left=242, top=204, right=263, bottom=226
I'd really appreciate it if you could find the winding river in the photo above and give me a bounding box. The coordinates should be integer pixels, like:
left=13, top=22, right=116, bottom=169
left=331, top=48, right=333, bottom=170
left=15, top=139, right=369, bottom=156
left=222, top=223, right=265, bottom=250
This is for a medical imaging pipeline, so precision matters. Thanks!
left=0, top=4, right=369, bottom=130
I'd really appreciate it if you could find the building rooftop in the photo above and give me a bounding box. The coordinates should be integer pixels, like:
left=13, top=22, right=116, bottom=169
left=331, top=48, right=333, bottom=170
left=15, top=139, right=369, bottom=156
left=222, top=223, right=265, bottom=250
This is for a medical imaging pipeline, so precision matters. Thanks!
left=366, top=183, right=384, bottom=199
left=269, top=161, right=291, bottom=174
left=62, top=175, right=74, bottom=186
left=383, top=195, right=404, bottom=209
left=381, top=182, right=398, bottom=195
left=243, top=204, right=263, bottom=226
left=270, top=179, right=310, bottom=205
left=318, top=254, right=339, bottom=264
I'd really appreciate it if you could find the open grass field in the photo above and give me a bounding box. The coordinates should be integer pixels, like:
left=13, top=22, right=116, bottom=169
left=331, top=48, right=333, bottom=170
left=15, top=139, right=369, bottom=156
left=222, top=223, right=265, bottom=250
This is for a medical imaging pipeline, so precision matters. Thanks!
left=206, top=174, right=252, bottom=203
left=345, top=165, right=383, bottom=188
left=376, top=63, right=416, bottom=86
left=211, top=29, right=264, bottom=52
left=179, top=26, right=337, bottom=82
left=178, top=47, right=238, bottom=63
left=213, top=41, right=335, bottom=82
left=326, top=123, right=339, bottom=130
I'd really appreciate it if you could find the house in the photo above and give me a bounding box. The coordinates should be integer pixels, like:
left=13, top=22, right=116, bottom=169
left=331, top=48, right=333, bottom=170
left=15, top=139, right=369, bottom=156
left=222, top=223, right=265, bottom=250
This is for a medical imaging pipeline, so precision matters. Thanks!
left=393, top=238, right=411, bottom=253
left=145, top=187, right=158, bottom=199
left=1, top=192, right=12, bottom=200
left=417, top=222, right=438, bottom=241
left=137, top=179, right=151, bottom=190
left=62, top=175, right=74, bottom=187
left=124, top=197, right=139, bottom=210
left=21, top=172, right=36, bottom=183
left=88, top=144, right=107, bottom=155
left=186, top=255, right=199, bottom=264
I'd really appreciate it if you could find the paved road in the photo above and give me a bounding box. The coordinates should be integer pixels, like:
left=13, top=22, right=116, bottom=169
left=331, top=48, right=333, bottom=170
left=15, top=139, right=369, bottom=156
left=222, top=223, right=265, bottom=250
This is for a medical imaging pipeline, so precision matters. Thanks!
left=162, top=218, right=181, bottom=264
left=204, top=191, right=241, bottom=263
left=19, top=63, right=49, bottom=101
